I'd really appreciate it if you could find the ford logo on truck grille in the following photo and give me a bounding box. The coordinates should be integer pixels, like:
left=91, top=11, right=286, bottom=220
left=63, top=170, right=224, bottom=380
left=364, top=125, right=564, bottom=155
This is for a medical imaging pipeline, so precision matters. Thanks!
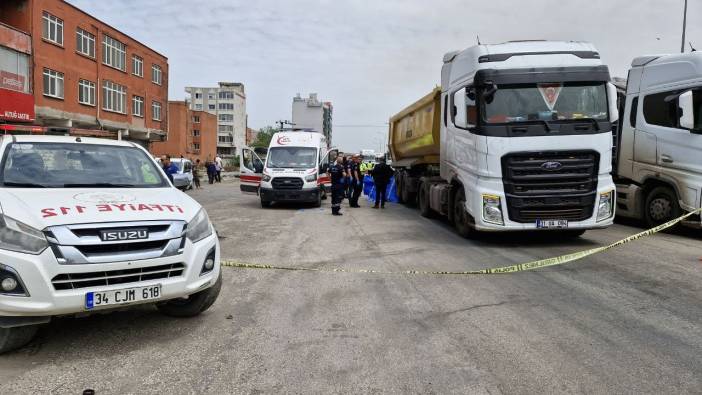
left=541, top=161, right=563, bottom=171
left=100, top=228, right=149, bottom=242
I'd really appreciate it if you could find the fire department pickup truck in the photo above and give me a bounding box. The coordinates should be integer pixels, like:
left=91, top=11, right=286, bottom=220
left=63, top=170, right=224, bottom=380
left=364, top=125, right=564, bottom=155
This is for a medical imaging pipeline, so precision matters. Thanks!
left=0, top=135, right=221, bottom=353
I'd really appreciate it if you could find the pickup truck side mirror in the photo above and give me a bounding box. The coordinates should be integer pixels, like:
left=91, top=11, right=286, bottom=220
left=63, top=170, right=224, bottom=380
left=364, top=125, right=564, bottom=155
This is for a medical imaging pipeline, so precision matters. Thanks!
left=679, top=90, right=695, bottom=130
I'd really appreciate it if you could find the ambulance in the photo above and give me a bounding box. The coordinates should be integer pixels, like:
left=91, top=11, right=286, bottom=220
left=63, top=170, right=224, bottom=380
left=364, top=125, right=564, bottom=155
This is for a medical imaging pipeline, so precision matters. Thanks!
left=240, top=132, right=337, bottom=207
left=0, top=135, right=221, bottom=353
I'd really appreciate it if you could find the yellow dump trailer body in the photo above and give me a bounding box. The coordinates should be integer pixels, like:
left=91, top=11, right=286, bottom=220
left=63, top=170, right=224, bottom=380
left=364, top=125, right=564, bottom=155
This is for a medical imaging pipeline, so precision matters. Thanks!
left=388, top=87, right=441, bottom=167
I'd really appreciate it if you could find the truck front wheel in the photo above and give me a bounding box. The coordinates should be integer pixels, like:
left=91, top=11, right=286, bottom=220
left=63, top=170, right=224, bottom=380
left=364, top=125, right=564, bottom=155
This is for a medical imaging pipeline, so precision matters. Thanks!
left=453, top=189, right=474, bottom=238
left=644, top=186, right=681, bottom=228
left=156, top=273, right=222, bottom=318
left=0, top=325, right=39, bottom=354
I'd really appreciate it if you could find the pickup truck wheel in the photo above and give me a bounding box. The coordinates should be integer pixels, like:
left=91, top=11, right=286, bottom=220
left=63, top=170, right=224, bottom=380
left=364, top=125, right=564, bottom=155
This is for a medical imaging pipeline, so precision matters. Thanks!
left=156, top=273, right=222, bottom=318
left=0, top=325, right=39, bottom=354
left=645, top=186, right=681, bottom=228
left=418, top=182, right=434, bottom=218
left=453, top=189, right=474, bottom=238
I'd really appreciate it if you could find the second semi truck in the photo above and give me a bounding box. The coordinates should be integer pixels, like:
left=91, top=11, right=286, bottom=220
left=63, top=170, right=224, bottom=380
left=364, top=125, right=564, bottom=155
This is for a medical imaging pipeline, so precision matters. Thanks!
left=390, top=41, right=619, bottom=236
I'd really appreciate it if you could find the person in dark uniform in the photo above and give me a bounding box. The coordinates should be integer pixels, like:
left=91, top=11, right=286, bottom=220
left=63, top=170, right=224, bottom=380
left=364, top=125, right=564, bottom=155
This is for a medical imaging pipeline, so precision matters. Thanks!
left=349, top=154, right=363, bottom=208
left=343, top=155, right=353, bottom=200
left=371, top=157, right=393, bottom=208
left=329, top=156, right=346, bottom=216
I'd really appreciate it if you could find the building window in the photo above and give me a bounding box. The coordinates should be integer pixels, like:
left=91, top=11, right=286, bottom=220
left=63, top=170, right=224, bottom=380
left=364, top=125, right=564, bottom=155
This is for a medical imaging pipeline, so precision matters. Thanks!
left=133, top=96, right=144, bottom=117
left=42, top=12, right=63, bottom=46
left=76, top=28, right=95, bottom=58
left=132, top=55, right=143, bottom=77
left=42, top=68, right=64, bottom=99
left=208, top=94, right=216, bottom=100
left=194, top=104, right=202, bottom=110
left=193, top=130, right=200, bottom=137
left=194, top=93, right=202, bottom=99
left=218, top=114, right=234, bottom=122
left=208, top=104, right=216, bottom=110
left=152, top=64, right=162, bottom=85
left=102, top=80, right=127, bottom=114
left=218, top=125, right=234, bottom=132
left=0, top=47, right=30, bottom=93
left=78, top=79, right=95, bottom=106
left=152, top=101, right=162, bottom=121
left=192, top=116, right=200, bottom=123
left=193, top=143, right=200, bottom=151
left=102, top=35, right=126, bottom=71
left=217, top=147, right=233, bottom=155
left=218, top=135, right=233, bottom=143
left=218, top=91, right=235, bottom=99
left=219, top=103, right=234, bottom=110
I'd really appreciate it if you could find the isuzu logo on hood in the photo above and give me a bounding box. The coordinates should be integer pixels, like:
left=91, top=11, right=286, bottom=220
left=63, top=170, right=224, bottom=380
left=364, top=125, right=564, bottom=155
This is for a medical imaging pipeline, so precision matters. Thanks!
left=541, top=161, right=563, bottom=171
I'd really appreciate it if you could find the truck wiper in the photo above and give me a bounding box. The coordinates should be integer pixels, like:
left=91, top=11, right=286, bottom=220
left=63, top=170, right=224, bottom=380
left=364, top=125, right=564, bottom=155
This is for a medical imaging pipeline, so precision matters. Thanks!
left=62, top=183, right=137, bottom=188
left=3, top=181, right=48, bottom=188
left=564, top=118, right=600, bottom=131
left=523, top=119, right=552, bottom=132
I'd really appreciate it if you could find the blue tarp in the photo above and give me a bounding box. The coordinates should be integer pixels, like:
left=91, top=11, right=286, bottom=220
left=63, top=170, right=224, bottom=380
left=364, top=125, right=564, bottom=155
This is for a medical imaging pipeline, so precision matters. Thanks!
left=365, top=176, right=399, bottom=203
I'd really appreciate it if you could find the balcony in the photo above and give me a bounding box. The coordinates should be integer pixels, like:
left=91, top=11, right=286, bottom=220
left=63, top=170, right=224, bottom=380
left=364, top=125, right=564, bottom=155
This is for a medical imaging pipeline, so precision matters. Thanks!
left=0, top=22, right=31, bottom=55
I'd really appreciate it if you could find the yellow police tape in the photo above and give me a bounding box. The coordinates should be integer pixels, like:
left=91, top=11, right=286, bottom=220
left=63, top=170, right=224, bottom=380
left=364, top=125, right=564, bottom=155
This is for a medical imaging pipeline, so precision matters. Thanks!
left=220, top=208, right=702, bottom=275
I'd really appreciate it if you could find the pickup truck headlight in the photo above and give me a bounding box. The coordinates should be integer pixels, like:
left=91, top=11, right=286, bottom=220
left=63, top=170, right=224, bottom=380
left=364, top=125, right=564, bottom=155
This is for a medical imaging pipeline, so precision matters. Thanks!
left=305, top=173, right=317, bottom=182
left=186, top=209, right=213, bottom=243
left=482, top=194, right=504, bottom=225
left=597, top=191, right=614, bottom=222
left=0, top=215, right=48, bottom=255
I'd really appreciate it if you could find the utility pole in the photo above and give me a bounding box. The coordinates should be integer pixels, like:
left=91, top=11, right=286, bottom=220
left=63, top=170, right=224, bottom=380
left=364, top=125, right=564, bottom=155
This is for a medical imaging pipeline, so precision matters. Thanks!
left=681, top=0, right=688, bottom=53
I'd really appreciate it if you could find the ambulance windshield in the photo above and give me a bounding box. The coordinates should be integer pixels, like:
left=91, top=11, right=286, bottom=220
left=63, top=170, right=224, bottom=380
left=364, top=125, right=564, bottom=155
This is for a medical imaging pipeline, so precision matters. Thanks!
left=266, top=147, right=317, bottom=169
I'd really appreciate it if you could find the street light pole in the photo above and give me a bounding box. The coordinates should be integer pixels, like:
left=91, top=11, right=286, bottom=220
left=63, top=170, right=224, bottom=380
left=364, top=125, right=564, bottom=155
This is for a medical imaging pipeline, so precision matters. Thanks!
left=681, top=0, right=688, bottom=53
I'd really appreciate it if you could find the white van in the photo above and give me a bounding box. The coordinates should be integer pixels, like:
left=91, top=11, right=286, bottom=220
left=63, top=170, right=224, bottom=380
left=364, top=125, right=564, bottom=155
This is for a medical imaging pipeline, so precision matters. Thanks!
left=240, top=132, right=337, bottom=207
left=0, top=135, right=221, bottom=353
left=170, top=158, right=194, bottom=191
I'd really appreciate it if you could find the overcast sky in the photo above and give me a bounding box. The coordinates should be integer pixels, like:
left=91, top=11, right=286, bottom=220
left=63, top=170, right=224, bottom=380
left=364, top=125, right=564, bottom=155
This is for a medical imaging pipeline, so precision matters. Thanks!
left=68, top=0, right=700, bottom=153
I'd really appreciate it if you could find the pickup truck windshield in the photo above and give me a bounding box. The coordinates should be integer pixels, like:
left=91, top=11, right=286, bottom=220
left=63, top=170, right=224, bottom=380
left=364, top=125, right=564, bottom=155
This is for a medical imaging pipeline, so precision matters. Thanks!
left=267, top=147, right=317, bottom=169
left=0, top=142, right=167, bottom=188
left=484, top=82, right=607, bottom=124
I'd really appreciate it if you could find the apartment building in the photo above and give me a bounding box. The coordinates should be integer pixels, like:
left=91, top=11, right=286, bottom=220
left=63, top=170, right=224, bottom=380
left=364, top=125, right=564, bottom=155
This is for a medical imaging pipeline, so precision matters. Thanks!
left=292, top=93, right=332, bottom=146
left=151, top=101, right=217, bottom=162
left=185, top=82, right=246, bottom=158
left=0, top=0, right=168, bottom=146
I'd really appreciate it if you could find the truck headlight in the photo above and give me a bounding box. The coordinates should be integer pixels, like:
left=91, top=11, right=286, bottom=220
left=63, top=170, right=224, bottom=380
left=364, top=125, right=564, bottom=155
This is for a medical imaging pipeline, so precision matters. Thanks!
left=0, top=215, right=48, bottom=255
left=305, top=174, right=317, bottom=182
left=262, top=174, right=271, bottom=182
left=597, top=191, right=614, bottom=222
left=186, top=209, right=213, bottom=243
left=482, top=194, right=504, bottom=225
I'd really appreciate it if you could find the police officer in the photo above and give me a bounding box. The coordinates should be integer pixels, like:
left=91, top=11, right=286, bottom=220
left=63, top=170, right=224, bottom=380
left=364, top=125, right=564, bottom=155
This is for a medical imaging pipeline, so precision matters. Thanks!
left=329, top=156, right=346, bottom=216
left=349, top=154, right=363, bottom=208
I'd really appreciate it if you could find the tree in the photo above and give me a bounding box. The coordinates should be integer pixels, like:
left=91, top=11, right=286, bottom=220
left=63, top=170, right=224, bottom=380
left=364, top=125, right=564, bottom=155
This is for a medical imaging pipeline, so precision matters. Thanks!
left=251, top=126, right=277, bottom=148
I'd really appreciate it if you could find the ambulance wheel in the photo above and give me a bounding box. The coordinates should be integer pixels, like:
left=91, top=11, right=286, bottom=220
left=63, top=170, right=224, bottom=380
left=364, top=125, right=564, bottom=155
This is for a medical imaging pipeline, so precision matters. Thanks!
left=453, top=189, right=474, bottom=238
left=0, top=325, right=39, bottom=354
left=313, top=193, right=322, bottom=208
left=157, top=272, right=222, bottom=318
left=644, top=186, right=681, bottom=228
left=261, top=199, right=271, bottom=208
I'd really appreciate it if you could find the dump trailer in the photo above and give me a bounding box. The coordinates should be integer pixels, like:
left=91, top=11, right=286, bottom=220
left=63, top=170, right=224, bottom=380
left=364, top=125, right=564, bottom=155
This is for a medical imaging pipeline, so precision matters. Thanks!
left=390, top=41, right=619, bottom=237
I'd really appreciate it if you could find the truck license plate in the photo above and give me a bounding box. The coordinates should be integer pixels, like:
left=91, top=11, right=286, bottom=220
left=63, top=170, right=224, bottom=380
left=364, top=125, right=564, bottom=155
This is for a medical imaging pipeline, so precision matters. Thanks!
left=536, top=219, right=569, bottom=229
left=85, top=285, right=161, bottom=310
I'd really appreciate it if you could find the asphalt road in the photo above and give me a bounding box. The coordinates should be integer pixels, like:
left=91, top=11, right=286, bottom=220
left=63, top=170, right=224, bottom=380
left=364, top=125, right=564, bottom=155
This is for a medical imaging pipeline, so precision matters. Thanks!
left=2, top=180, right=701, bottom=394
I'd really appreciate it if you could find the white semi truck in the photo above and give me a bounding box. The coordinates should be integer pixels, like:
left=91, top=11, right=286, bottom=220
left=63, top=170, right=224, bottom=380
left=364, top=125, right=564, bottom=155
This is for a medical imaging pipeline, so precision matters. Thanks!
left=390, top=41, right=618, bottom=236
left=614, top=52, right=702, bottom=228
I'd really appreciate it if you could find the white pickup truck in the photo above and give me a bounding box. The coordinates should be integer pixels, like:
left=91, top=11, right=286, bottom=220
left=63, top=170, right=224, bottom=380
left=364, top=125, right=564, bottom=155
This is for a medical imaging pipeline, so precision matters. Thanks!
left=0, top=135, right=221, bottom=353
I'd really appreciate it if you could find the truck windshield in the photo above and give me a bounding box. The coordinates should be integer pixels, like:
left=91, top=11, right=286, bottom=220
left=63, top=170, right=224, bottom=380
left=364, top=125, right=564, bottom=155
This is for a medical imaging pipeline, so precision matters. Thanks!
left=0, top=142, right=167, bottom=188
left=484, top=82, right=607, bottom=124
left=267, top=147, right=317, bottom=169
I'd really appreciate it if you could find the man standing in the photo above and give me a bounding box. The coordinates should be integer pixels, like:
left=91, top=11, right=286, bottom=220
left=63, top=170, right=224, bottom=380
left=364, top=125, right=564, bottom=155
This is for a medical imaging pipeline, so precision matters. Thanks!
left=192, top=159, right=202, bottom=189
left=329, top=156, right=346, bottom=216
left=214, top=155, right=223, bottom=183
left=349, top=154, right=363, bottom=208
left=371, top=157, right=393, bottom=208
left=160, top=155, right=179, bottom=184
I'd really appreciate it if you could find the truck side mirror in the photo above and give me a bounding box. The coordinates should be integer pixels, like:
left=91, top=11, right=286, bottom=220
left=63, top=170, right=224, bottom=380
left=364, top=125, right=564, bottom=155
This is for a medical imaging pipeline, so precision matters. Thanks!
left=607, top=82, right=619, bottom=123
left=679, top=90, right=695, bottom=130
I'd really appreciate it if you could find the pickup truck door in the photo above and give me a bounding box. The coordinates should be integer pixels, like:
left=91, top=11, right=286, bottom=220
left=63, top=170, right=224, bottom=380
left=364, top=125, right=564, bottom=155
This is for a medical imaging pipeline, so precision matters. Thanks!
left=318, top=148, right=338, bottom=193
left=240, top=146, right=264, bottom=195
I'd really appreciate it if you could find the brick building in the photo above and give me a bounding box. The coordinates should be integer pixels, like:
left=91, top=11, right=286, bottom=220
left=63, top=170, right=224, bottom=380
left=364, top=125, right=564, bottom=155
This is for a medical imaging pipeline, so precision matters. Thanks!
left=0, top=0, right=168, bottom=146
left=151, top=101, right=217, bottom=163
left=246, top=127, right=258, bottom=145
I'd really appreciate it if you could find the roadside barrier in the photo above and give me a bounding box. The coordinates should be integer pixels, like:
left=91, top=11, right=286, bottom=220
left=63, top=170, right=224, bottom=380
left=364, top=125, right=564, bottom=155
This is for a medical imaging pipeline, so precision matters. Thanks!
left=220, top=208, right=701, bottom=275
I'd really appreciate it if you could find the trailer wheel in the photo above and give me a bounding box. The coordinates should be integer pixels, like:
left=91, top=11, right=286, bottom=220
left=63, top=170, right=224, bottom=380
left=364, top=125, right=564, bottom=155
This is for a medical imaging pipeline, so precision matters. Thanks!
left=644, top=186, right=681, bottom=228
left=395, top=172, right=405, bottom=204
left=453, top=189, right=474, bottom=238
left=418, top=182, right=434, bottom=218
left=0, top=325, right=39, bottom=354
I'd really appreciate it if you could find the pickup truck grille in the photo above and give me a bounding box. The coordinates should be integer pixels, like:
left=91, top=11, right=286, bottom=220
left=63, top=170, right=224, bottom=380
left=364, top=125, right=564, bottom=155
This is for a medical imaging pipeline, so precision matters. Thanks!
left=271, top=177, right=304, bottom=190
left=501, top=151, right=599, bottom=223
left=45, top=221, right=186, bottom=264
left=51, top=263, right=185, bottom=290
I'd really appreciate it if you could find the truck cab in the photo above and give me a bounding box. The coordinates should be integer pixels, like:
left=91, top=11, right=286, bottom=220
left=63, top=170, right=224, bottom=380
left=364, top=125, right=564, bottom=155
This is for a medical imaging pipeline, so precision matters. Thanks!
left=614, top=52, right=702, bottom=228
left=240, top=132, right=336, bottom=207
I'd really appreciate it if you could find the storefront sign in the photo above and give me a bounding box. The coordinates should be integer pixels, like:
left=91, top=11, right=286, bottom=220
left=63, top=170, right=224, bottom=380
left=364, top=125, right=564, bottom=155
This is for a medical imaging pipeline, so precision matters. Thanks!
left=0, top=88, right=35, bottom=122
left=0, top=71, right=26, bottom=92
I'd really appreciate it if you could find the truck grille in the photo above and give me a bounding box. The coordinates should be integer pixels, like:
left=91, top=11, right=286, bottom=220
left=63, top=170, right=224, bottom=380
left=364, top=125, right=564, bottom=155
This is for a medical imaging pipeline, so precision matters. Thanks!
left=271, top=177, right=304, bottom=190
left=46, top=221, right=186, bottom=264
left=501, top=151, right=599, bottom=223
left=51, top=263, right=185, bottom=290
